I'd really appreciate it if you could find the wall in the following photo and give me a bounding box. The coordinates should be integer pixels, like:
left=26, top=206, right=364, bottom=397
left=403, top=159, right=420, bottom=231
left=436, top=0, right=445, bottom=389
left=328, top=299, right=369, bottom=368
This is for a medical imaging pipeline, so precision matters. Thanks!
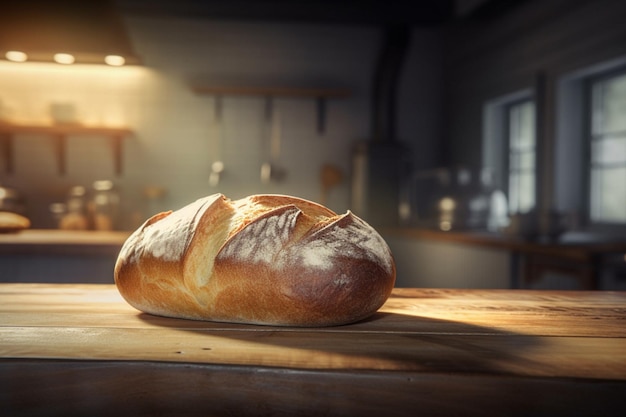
left=0, top=16, right=444, bottom=230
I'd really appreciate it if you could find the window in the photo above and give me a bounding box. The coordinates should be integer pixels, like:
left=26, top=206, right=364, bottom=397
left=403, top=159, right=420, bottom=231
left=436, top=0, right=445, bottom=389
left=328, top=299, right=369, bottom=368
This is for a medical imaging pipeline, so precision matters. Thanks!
left=506, top=100, right=536, bottom=214
left=588, top=70, right=626, bottom=224
left=555, top=56, right=626, bottom=234
left=483, top=91, right=537, bottom=217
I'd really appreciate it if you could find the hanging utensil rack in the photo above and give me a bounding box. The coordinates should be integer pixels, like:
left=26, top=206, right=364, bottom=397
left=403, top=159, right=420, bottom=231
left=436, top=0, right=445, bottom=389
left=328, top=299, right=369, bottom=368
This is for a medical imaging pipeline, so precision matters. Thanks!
left=191, top=85, right=350, bottom=134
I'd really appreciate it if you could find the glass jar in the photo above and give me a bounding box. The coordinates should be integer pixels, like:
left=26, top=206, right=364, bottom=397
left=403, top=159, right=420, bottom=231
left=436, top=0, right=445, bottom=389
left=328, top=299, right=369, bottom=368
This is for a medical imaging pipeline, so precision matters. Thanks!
left=58, top=186, right=89, bottom=230
left=90, top=180, right=120, bottom=231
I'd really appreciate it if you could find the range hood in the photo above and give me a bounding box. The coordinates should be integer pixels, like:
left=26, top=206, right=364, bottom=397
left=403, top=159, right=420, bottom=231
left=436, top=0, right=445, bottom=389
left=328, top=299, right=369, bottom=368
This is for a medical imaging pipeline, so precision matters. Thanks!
left=1, top=0, right=140, bottom=66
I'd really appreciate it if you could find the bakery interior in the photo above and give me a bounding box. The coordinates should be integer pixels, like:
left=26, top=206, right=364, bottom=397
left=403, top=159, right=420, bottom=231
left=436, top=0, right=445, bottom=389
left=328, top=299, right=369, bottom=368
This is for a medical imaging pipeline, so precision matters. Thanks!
left=0, top=0, right=625, bottom=290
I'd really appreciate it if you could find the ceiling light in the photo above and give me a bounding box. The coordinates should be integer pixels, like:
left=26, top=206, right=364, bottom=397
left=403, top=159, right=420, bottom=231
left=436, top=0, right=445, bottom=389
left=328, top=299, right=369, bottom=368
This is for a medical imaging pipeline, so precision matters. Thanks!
left=5, top=51, right=28, bottom=62
left=54, top=53, right=75, bottom=65
left=104, top=55, right=125, bottom=66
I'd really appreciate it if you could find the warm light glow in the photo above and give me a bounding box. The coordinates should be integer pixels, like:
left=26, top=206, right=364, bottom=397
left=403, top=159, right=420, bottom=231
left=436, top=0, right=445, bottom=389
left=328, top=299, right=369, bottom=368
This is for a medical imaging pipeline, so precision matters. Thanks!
left=54, top=53, right=75, bottom=64
left=5, top=51, right=28, bottom=62
left=440, top=221, right=452, bottom=231
left=439, top=197, right=456, bottom=211
left=0, top=59, right=154, bottom=127
left=398, top=202, right=411, bottom=221
left=105, top=55, right=126, bottom=66
left=212, top=160, right=225, bottom=173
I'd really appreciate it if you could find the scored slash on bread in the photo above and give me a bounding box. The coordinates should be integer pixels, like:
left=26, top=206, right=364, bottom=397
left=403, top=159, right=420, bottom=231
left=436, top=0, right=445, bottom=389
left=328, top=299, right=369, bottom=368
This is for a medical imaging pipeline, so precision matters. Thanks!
left=114, top=193, right=396, bottom=327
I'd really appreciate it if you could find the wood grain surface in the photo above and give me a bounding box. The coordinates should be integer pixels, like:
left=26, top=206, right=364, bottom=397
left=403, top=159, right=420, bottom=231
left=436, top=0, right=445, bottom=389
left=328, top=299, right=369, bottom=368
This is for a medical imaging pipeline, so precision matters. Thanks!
left=1, top=284, right=625, bottom=416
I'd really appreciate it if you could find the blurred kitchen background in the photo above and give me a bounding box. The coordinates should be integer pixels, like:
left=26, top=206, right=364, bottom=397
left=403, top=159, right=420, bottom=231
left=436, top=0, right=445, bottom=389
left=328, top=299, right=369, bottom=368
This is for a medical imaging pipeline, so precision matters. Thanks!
left=1, top=0, right=625, bottom=289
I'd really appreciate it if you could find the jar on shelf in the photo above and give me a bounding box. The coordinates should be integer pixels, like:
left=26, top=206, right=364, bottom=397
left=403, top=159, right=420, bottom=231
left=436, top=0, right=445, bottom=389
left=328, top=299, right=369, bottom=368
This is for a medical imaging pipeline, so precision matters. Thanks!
left=89, top=180, right=120, bottom=231
left=58, top=186, right=89, bottom=230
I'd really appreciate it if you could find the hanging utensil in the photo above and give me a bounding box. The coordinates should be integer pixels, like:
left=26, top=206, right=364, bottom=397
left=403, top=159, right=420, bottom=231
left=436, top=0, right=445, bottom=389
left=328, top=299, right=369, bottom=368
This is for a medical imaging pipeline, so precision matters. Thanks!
left=209, top=96, right=225, bottom=187
left=261, top=98, right=287, bottom=184
left=320, top=164, right=343, bottom=206
left=209, top=160, right=224, bottom=187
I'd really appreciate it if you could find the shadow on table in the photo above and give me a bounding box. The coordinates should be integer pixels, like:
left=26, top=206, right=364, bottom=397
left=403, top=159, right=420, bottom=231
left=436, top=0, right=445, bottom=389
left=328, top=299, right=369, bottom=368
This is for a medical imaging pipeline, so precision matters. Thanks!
left=135, top=307, right=541, bottom=377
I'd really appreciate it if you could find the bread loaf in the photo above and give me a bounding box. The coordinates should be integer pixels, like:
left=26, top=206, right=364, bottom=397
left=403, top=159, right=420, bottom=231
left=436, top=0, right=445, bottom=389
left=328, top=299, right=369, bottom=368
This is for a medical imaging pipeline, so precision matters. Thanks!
left=114, top=193, right=396, bottom=327
left=0, top=211, right=30, bottom=233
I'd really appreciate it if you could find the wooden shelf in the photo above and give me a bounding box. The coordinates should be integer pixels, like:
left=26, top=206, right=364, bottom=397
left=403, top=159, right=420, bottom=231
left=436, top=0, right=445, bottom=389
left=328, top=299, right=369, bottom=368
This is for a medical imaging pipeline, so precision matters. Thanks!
left=192, top=85, right=351, bottom=134
left=192, top=85, right=350, bottom=98
left=0, top=122, right=133, bottom=175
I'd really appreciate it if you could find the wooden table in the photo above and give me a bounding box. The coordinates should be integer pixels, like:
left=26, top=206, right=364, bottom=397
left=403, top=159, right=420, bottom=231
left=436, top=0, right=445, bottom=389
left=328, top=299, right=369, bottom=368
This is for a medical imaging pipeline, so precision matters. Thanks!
left=1, top=284, right=625, bottom=416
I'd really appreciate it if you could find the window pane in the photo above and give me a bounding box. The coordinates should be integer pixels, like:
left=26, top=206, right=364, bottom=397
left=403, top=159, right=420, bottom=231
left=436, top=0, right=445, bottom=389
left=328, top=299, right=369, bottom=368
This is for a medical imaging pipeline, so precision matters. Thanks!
left=509, top=101, right=536, bottom=150
left=592, top=73, right=626, bottom=135
left=520, top=151, right=536, bottom=170
left=517, top=172, right=535, bottom=214
left=509, top=173, right=520, bottom=213
left=508, top=172, right=535, bottom=214
left=510, top=151, right=535, bottom=170
left=590, top=71, right=626, bottom=224
left=590, top=166, right=626, bottom=222
left=591, top=136, right=626, bottom=164
left=508, top=99, right=536, bottom=214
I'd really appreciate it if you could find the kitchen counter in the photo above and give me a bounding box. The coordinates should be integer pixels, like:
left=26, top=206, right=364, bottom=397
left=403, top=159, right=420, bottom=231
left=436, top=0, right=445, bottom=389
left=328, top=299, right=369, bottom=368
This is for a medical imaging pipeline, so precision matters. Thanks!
left=384, top=228, right=626, bottom=289
left=384, top=228, right=626, bottom=257
left=0, top=229, right=131, bottom=256
left=0, top=230, right=131, bottom=283
left=1, top=284, right=625, bottom=416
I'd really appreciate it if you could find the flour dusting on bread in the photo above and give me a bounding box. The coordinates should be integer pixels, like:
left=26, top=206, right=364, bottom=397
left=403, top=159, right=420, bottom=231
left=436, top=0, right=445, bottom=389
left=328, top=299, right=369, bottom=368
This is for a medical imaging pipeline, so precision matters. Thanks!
left=217, top=206, right=301, bottom=264
left=283, top=211, right=393, bottom=274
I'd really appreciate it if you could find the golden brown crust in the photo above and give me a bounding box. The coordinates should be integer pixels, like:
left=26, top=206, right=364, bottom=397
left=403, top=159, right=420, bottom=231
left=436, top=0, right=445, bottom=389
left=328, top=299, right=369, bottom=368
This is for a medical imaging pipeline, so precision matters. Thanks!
left=114, top=193, right=396, bottom=327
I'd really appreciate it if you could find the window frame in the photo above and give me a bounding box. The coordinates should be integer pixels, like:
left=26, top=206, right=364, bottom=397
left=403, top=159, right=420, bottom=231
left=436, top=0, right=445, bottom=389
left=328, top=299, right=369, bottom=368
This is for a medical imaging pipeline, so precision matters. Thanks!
left=503, top=98, right=537, bottom=215
left=482, top=89, right=538, bottom=218
left=554, top=55, right=626, bottom=237
left=583, top=66, right=626, bottom=227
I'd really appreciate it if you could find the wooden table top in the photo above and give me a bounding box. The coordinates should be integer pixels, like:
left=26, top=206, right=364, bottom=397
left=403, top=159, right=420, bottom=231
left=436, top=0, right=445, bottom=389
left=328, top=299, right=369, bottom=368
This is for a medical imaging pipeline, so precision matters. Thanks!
left=1, top=284, right=625, bottom=416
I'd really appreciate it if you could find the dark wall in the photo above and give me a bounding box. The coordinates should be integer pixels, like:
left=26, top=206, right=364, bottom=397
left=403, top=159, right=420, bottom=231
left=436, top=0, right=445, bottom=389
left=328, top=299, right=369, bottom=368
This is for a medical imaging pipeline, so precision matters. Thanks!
left=442, top=0, right=626, bottom=207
